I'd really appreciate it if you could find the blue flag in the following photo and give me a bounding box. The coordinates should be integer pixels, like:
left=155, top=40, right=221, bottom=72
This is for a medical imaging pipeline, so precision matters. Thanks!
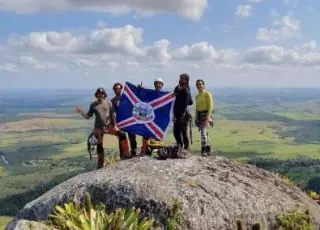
left=116, top=82, right=175, bottom=140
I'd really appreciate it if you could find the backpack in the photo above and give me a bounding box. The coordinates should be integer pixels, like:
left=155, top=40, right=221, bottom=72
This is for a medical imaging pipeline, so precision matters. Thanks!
left=87, top=132, right=98, bottom=159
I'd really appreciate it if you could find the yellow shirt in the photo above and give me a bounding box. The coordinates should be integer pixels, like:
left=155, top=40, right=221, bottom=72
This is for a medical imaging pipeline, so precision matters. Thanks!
left=196, top=90, right=214, bottom=117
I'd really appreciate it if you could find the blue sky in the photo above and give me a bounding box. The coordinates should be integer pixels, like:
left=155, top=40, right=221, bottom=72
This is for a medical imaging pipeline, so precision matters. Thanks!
left=1, top=0, right=320, bottom=88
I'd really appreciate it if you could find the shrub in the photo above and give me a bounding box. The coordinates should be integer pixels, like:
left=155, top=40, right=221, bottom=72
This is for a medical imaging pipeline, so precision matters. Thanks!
left=308, top=190, right=320, bottom=200
left=47, top=192, right=156, bottom=230
left=167, top=198, right=185, bottom=230
left=276, top=209, right=315, bottom=230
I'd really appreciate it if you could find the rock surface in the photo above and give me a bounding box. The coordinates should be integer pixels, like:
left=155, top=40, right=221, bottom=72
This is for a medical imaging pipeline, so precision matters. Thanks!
left=7, top=220, right=50, bottom=230
left=6, top=155, right=320, bottom=230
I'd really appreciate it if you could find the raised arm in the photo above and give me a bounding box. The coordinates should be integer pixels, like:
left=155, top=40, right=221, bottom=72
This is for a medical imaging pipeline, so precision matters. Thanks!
left=76, top=105, right=92, bottom=120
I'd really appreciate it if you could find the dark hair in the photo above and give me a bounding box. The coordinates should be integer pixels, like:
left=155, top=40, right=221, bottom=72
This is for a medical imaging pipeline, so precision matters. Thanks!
left=179, top=73, right=190, bottom=82
left=95, top=87, right=107, bottom=98
left=113, top=83, right=123, bottom=90
left=196, top=79, right=205, bottom=85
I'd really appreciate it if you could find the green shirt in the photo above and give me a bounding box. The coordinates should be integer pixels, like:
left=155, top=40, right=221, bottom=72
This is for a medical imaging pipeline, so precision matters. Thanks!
left=196, top=90, right=214, bottom=117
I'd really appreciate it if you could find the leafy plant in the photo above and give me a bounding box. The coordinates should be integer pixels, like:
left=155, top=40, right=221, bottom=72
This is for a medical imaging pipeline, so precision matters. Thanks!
left=47, top=192, right=156, bottom=230
left=104, top=154, right=120, bottom=166
left=282, top=176, right=295, bottom=186
left=308, top=190, right=320, bottom=200
left=167, top=198, right=185, bottom=230
left=276, top=209, right=315, bottom=230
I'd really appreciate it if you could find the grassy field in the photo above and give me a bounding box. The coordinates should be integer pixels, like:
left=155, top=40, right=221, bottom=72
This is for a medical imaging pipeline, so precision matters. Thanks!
left=0, top=216, right=12, bottom=229
left=0, top=88, right=319, bottom=224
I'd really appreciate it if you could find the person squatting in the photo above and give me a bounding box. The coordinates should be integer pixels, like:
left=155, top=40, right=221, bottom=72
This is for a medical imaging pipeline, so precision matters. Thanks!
left=76, top=73, right=214, bottom=168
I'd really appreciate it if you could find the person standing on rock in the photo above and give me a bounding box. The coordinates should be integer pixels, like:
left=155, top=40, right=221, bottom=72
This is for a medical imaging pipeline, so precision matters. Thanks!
left=173, top=73, right=193, bottom=153
left=195, top=79, right=214, bottom=156
left=111, top=82, right=138, bottom=157
left=76, top=87, right=130, bottom=168
left=135, top=78, right=165, bottom=156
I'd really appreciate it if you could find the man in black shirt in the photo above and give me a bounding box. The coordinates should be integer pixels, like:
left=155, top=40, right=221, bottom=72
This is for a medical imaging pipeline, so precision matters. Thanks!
left=173, top=73, right=193, bottom=152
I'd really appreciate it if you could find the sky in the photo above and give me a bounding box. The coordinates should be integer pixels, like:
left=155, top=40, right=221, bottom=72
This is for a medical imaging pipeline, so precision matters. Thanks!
left=1, top=0, right=320, bottom=89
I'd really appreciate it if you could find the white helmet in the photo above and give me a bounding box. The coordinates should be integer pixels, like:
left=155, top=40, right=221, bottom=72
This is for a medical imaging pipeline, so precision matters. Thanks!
left=154, top=77, right=164, bottom=84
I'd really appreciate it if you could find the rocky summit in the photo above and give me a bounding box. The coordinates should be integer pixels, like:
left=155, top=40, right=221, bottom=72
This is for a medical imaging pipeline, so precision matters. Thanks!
left=6, top=155, right=320, bottom=230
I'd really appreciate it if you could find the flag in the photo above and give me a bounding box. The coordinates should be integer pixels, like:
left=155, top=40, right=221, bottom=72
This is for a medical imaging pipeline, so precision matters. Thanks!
left=116, top=81, right=175, bottom=140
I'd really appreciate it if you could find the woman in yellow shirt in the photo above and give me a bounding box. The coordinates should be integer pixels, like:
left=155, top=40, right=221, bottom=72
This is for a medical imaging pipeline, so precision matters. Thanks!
left=195, top=79, right=214, bottom=156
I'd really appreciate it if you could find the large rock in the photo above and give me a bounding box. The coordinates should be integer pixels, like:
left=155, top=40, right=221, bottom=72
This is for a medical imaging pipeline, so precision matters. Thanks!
left=6, top=156, right=320, bottom=229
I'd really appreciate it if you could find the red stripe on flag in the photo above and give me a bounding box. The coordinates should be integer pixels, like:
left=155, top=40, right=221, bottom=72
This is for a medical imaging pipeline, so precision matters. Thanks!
left=124, top=86, right=139, bottom=104
left=118, top=117, right=136, bottom=129
left=150, top=93, right=175, bottom=108
left=147, top=122, right=164, bottom=140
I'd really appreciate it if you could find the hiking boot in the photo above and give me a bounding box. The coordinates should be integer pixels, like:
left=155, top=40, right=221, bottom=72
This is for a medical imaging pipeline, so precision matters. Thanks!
left=131, top=149, right=137, bottom=157
left=201, top=147, right=207, bottom=157
left=205, top=145, right=212, bottom=156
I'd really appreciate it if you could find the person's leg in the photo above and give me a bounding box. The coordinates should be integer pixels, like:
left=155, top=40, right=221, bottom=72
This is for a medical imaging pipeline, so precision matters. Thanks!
left=118, top=131, right=130, bottom=159
left=200, top=126, right=208, bottom=156
left=140, top=137, right=149, bottom=156
left=173, top=121, right=183, bottom=148
left=94, top=128, right=105, bottom=169
left=105, top=127, right=130, bottom=159
left=205, top=131, right=211, bottom=155
left=128, top=133, right=137, bottom=156
left=181, top=121, right=189, bottom=150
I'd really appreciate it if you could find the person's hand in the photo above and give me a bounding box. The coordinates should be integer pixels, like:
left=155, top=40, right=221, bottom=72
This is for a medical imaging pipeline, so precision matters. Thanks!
left=113, top=125, right=119, bottom=132
left=208, top=118, right=214, bottom=126
left=172, top=117, right=177, bottom=123
left=75, top=106, right=82, bottom=113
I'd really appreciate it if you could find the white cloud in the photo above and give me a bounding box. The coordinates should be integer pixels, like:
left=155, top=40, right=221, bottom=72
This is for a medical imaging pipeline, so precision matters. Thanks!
left=8, top=25, right=239, bottom=66
left=10, top=25, right=145, bottom=56
left=0, top=0, right=208, bottom=21
left=256, top=14, right=300, bottom=41
left=243, top=42, right=320, bottom=66
left=144, top=39, right=172, bottom=62
left=2, top=23, right=320, bottom=88
left=235, top=4, right=253, bottom=18
left=171, top=42, right=238, bottom=62
left=0, top=63, right=19, bottom=72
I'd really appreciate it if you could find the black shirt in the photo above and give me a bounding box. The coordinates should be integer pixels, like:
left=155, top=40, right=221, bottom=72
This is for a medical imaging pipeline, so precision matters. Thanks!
left=173, top=85, right=192, bottom=119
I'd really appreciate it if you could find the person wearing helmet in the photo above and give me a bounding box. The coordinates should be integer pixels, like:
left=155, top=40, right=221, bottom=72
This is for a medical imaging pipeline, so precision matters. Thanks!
left=111, top=82, right=138, bottom=157
left=173, top=73, right=193, bottom=153
left=154, top=77, right=164, bottom=91
left=76, top=87, right=130, bottom=168
left=139, top=77, right=165, bottom=155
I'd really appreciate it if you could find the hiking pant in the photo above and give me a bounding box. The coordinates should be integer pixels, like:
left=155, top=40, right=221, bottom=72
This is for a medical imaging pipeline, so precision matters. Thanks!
left=140, top=136, right=150, bottom=155
left=196, top=110, right=211, bottom=154
left=119, top=132, right=137, bottom=156
left=173, top=119, right=189, bottom=149
left=94, top=127, right=130, bottom=168
left=126, top=134, right=149, bottom=155
left=200, top=126, right=209, bottom=148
